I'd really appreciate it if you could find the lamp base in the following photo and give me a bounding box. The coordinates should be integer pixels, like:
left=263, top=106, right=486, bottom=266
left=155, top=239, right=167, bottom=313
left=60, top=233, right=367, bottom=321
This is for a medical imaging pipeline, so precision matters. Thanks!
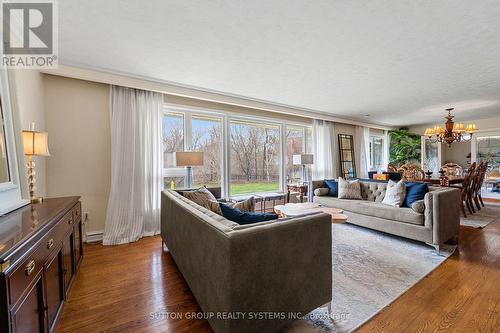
left=31, top=197, right=44, bottom=204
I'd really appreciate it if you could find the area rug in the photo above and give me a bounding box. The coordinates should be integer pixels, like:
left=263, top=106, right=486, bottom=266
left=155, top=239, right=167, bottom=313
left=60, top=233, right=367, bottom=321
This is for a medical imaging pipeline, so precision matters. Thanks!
left=460, top=204, right=500, bottom=228
left=283, top=223, right=455, bottom=333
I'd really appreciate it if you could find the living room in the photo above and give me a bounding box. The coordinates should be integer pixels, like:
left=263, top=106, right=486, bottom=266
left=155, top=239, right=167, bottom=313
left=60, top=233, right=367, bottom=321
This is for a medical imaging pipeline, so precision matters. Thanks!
left=0, top=1, right=499, bottom=333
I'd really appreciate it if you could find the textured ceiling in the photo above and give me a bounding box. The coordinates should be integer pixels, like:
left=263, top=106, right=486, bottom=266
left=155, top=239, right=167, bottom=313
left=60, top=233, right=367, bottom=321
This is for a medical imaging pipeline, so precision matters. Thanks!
left=58, top=0, right=500, bottom=126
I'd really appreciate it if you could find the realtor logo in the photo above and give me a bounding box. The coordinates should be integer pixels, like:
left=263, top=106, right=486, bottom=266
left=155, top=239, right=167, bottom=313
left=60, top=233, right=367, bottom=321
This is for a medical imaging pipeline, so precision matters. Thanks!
left=1, top=1, right=58, bottom=68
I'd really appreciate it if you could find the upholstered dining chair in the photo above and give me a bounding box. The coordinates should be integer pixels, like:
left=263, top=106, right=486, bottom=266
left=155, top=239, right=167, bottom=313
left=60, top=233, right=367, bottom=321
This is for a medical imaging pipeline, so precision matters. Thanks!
left=472, top=162, right=488, bottom=211
left=441, top=162, right=463, bottom=177
left=461, top=162, right=476, bottom=217
left=387, top=163, right=398, bottom=172
left=397, top=163, right=425, bottom=181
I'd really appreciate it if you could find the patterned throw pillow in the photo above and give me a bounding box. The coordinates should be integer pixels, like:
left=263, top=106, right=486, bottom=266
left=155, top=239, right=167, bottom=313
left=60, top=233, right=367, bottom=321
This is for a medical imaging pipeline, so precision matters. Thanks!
left=232, top=197, right=255, bottom=212
left=182, top=187, right=217, bottom=210
left=381, top=180, right=406, bottom=207
left=337, top=177, right=362, bottom=199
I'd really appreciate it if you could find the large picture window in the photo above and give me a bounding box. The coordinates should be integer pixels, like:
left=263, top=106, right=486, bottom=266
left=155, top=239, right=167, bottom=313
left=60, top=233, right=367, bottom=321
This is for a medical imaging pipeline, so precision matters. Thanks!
left=191, top=115, right=222, bottom=188
left=162, top=107, right=311, bottom=198
left=162, top=113, right=185, bottom=188
left=285, top=125, right=311, bottom=183
left=230, top=120, right=281, bottom=195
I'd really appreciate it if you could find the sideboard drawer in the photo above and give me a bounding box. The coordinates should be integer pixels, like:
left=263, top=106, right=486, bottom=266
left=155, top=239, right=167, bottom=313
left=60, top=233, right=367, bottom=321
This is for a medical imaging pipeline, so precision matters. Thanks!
left=8, top=243, right=46, bottom=306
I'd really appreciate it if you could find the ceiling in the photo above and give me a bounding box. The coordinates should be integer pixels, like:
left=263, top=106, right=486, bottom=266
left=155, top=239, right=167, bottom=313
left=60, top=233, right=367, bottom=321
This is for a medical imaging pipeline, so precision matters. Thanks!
left=58, top=0, right=500, bottom=126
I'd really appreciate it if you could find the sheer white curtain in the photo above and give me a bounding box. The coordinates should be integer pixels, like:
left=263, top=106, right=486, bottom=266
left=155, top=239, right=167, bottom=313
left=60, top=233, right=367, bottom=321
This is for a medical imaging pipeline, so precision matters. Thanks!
left=103, top=86, right=163, bottom=245
left=383, top=130, right=390, bottom=170
left=355, top=126, right=370, bottom=178
left=312, top=119, right=336, bottom=180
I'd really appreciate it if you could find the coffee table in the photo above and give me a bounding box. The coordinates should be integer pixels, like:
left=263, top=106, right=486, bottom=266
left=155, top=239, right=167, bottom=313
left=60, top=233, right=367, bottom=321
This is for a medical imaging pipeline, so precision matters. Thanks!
left=274, top=202, right=348, bottom=223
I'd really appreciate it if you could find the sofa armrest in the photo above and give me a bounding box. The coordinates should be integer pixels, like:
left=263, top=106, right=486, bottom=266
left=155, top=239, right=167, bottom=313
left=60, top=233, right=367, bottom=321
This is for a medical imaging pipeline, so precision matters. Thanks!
left=223, top=213, right=332, bottom=332
left=424, top=187, right=460, bottom=245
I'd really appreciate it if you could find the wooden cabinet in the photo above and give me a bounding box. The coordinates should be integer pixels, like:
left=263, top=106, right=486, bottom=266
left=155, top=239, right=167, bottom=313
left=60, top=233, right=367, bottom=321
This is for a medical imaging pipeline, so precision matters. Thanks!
left=0, top=197, right=82, bottom=333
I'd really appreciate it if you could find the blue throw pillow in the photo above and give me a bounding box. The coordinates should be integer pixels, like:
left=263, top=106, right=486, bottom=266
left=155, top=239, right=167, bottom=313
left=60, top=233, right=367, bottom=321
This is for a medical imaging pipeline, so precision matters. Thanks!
left=403, top=182, right=429, bottom=207
left=324, top=179, right=338, bottom=197
left=219, top=203, right=278, bottom=225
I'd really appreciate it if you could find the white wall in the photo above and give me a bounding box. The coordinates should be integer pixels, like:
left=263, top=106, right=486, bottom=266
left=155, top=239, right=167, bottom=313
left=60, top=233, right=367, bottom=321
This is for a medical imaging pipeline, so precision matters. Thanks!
left=10, top=69, right=46, bottom=196
left=44, top=75, right=111, bottom=235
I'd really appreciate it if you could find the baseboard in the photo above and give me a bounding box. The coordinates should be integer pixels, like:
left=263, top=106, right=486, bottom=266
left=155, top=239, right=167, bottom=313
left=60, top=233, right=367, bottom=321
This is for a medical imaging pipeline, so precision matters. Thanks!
left=85, top=230, right=103, bottom=243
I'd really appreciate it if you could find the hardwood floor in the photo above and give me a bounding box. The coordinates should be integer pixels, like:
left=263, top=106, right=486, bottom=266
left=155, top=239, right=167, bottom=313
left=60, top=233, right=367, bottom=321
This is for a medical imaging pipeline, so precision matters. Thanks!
left=57, top=220, right=500, bottom=333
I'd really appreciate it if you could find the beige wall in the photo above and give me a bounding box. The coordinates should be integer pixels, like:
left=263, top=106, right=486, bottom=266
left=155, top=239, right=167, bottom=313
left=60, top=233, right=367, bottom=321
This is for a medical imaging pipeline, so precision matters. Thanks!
left=10, top=69, right=46, bottom=196
left=441, top=141, right=470, bottom=167
left=44, top=75, right=111, bottom=235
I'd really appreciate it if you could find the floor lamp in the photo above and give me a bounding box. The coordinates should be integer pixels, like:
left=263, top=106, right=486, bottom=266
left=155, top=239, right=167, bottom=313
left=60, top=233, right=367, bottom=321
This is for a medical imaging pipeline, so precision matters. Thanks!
left=293, top=154, right=314, bottom=202
left=174, top=152, right=204, bottom=189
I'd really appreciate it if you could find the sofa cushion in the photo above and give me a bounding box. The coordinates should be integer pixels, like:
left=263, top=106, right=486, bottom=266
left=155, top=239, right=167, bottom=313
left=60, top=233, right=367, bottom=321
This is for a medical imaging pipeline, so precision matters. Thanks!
left=324, top=179, right=338, bottom=197
left=219, top=203, right=278, bottom=225
left=313, top=196, right=424, bottom=225
left=381, top=180, right=406, bottom=207
left=403, top=182, right=429, bottom=207
left=338, top=178, right=362, bottom=199
left=231, top=196, right=255, bottom=212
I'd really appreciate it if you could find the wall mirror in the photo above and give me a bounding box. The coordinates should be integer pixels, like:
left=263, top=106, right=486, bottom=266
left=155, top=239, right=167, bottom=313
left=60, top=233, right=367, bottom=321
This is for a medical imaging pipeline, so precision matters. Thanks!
left=0, top=70, right=29, bottom=216
left=338, top=134, right=357, bottom=178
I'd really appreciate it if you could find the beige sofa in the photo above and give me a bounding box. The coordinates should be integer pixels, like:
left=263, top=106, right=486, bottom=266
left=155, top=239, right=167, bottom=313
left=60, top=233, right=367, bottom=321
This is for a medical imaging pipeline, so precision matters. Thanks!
left=312, top=180, right=461, bottom=252
left=161, top=189, right=332, bottom=333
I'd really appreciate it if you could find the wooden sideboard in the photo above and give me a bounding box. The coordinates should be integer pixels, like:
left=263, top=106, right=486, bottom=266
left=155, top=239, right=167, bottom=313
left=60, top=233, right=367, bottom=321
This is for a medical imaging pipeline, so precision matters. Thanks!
left=0, top=197, right=82, bottom=333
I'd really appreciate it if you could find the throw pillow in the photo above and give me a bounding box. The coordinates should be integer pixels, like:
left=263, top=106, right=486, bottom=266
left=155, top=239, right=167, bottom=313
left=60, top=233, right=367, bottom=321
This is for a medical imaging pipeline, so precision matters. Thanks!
left=410, top=200, right=425, bottom=213
left=403, top=182, right=429, bottom=207
left=207, top=200, right=222, bottom=215
left=182, top=187, right=217, bottom=210
left=337, top=177, right=362, bottom=200
left=314, top=188, right=330, bottom=196
left=232, top=197, right=255, bottom=212
left=324, top=179, right=338, bottom=197
left=219, top=203, right=278, bottom=225
left=381, top=180, right=406, bottom=207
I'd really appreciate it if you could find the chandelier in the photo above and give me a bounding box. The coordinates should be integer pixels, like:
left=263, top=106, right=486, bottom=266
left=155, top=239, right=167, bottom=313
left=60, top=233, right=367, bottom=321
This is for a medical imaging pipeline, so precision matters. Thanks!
left=424, top=108, right=478, bottom=147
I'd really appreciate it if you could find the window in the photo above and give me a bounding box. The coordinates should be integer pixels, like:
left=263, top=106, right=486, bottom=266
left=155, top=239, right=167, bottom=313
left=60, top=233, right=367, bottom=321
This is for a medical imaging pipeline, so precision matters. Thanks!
left=191, top=115, right=222, bottom=188
left=162, top=113, right=185, bottom=188
left=369, top=136, right=384, bottom=171
left=162, top=107, right=311, bottom=197
left=229, top=120, right=281, bottom=195
left=477, top=136, right=500, bottom=170
left=285, top=125, right=311, bottom=183
left=423, top=138, right=439, bottom=173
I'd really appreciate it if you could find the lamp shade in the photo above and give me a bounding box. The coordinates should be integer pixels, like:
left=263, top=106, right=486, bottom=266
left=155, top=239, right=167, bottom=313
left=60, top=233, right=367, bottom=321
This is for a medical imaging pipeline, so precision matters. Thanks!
left=22, top=131, right=50, bottom=156
left=174, top=151, right=204, bottom=167
left=293, top=154, right=314, bottom=165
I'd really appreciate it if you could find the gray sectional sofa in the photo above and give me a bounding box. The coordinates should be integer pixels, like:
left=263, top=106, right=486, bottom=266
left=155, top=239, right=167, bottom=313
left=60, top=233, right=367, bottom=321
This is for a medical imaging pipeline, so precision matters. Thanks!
left=312, top=179, right=461, bottom=251
left=161, top=189, right=332, bottom=333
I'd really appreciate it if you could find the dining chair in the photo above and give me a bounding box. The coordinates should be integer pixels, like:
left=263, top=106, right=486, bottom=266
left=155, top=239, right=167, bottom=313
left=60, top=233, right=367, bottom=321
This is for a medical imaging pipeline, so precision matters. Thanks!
left=472, top=162, right=488, bottom=210
left=460, top=162, right=476, bottom=217
left=397, top=163, right=425, bottom=181
left=441, top=162, right=463, bottom=177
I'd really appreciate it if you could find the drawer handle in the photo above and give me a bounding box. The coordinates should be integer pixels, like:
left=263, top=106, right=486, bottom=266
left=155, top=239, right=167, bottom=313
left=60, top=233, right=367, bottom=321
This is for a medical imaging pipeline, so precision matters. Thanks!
left=68, top=218, right=73, bottom=225
left=47, top=239, right=54, bottom=249
left=25, top=260, right=35, bottom=276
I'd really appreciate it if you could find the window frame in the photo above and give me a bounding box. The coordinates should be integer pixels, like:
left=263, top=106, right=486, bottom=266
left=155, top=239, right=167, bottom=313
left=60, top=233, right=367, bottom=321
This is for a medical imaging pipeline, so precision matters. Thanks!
left=163, top=104, right=311, bottom=198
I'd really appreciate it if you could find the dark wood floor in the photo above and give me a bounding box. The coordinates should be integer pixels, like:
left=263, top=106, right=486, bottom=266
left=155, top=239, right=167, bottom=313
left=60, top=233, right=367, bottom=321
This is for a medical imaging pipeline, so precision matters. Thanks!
left=57, top=219, right=500, bottom=333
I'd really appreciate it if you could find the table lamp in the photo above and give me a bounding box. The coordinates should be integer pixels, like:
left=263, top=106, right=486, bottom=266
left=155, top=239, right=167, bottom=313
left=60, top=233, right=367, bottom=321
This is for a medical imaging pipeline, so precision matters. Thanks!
left=293, top=154, right=314, bottom=184
left=174, top=151, right=204, bottom=188
left=22, top=123, right=50, bottom=203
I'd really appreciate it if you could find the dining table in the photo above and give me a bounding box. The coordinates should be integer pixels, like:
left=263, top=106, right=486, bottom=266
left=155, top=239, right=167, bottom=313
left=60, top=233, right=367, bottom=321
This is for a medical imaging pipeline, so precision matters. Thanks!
left=420, top=176, right=464, bottom=186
